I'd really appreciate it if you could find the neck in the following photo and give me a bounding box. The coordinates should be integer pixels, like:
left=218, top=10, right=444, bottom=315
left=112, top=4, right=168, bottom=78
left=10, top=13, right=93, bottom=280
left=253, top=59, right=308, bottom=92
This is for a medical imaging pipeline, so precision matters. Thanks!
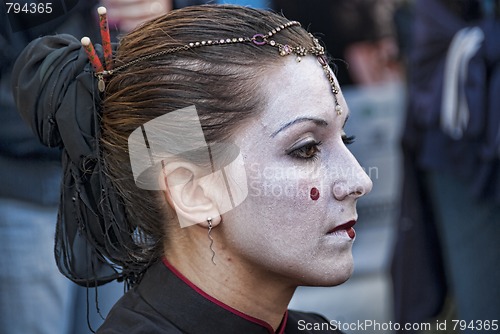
left=164, top=227, right=296, bottom=331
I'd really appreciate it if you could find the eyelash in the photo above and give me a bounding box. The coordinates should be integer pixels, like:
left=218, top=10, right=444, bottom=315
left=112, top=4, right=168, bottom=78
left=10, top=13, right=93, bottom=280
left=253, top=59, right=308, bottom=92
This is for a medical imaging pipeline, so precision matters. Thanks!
left=342, top=134, right=356, bottom=145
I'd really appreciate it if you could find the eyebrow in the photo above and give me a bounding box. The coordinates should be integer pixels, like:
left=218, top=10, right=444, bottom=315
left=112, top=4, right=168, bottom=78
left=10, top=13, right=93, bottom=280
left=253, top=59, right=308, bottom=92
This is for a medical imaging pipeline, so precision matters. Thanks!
left=270, top=117, right=328, bottom=138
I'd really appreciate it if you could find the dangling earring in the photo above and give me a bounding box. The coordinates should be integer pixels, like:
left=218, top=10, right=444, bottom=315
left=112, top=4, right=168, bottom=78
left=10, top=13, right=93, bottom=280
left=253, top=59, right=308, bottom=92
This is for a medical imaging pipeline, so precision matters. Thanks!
left=207, top=217, right=216, bottom=265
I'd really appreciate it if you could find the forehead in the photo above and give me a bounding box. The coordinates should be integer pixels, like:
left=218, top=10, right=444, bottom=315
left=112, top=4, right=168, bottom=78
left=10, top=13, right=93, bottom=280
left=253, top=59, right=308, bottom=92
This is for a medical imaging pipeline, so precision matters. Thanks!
left=257, top=56, right=339, bottom=129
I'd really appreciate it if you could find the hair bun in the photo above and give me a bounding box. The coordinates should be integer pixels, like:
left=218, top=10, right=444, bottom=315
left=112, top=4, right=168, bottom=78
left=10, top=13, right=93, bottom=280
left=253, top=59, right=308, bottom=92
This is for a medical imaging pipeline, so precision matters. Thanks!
left=12, top=34, right=100, bottom=165
left=11, top=34, right=136, bottom=286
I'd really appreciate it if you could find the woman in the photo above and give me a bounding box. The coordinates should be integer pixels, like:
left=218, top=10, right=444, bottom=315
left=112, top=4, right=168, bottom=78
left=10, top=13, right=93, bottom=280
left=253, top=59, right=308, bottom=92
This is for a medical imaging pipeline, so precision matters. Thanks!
left=12, top=5, right=372, bottom=333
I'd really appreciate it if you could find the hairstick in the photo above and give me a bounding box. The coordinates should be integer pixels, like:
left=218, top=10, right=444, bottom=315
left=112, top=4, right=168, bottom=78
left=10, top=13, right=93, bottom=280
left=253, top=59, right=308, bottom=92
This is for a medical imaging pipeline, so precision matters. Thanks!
left=81, top=37, right=104, bottom=73
left=98, top=6, right=113, bottom=70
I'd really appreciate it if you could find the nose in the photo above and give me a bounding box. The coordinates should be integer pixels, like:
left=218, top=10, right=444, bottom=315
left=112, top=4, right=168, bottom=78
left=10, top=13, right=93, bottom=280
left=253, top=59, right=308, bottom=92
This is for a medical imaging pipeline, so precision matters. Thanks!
left=331, top=149, right=373, bottom=201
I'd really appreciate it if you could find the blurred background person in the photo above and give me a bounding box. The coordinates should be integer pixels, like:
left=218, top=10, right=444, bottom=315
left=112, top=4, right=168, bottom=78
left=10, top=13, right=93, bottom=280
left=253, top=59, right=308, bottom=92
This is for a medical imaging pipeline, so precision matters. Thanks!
left=0, top=1, right=180, bottom=333
left=103, top=0, right=269, bottom=32
left=391, top=0, right=500, bottom=333
left=272, top=0, right=403, bottom=87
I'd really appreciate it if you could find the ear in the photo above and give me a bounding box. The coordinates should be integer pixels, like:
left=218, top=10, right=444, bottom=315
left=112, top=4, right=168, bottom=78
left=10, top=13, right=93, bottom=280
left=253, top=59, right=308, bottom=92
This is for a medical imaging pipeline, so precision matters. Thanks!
left=161, top=161, right=222, bottom=228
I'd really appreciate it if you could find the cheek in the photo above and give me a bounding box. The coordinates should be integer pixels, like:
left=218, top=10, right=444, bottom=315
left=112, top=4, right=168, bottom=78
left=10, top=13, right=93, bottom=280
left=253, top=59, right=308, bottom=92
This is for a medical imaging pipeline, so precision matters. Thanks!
left=246, top=164, right=325, bottom=211
left=226, top=159, right=330, bottom=238
left=240, top=168, right=330, bottom=244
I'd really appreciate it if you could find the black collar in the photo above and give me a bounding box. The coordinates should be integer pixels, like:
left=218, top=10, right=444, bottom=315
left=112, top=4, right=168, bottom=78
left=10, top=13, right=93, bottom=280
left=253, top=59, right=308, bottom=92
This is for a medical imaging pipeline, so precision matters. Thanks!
left=136, top=258, right=287, bottom=334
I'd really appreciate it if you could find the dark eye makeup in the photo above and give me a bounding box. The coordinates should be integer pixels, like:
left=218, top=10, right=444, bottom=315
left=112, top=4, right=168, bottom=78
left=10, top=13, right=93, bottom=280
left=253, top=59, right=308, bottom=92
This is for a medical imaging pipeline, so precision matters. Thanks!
left=285, top=133, right=355, bottom=161
left=342, top=134, right=356, bottom=145
left=285, top=138, right=322, bottom=160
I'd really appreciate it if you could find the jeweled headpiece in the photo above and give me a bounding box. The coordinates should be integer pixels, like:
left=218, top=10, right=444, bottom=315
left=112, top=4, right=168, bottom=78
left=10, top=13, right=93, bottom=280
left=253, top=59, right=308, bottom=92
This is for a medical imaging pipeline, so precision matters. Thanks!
left=82, top=7, right=343, bottom=115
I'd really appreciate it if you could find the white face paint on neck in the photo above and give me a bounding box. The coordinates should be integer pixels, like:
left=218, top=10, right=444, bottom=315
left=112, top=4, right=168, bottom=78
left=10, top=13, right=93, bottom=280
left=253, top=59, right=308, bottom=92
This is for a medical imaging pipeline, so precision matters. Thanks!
left=219, top=56, right=373, bottom=287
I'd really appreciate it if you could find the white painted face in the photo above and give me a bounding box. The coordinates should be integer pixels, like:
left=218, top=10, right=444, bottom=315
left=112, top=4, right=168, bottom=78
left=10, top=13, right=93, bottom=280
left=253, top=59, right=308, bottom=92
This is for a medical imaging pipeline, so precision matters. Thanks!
left=220, top=56, right=373, bottom=286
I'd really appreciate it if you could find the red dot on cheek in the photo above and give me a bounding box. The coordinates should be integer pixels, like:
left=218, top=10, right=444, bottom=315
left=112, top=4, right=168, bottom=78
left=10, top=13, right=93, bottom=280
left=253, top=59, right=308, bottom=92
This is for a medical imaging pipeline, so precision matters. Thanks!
left=310, top=187, right=320, bottom=201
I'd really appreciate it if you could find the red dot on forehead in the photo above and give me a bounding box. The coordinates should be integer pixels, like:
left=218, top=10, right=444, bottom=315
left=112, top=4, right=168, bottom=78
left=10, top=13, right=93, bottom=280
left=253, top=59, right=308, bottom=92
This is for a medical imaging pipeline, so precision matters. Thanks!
left=310, top=187, right=320, bottom=201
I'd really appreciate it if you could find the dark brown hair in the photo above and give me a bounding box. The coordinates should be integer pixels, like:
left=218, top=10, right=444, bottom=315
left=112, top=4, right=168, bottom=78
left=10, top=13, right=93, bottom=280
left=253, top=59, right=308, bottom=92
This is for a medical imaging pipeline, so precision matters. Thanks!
left=101, top=5, right=316, bottom=266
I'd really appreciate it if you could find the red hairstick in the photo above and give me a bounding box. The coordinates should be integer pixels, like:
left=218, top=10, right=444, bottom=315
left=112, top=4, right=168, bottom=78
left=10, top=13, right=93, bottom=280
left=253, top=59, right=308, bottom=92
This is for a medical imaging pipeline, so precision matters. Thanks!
left=98, top=6, right=113, bottom=70
left=81, top=37, right=104, bottom=72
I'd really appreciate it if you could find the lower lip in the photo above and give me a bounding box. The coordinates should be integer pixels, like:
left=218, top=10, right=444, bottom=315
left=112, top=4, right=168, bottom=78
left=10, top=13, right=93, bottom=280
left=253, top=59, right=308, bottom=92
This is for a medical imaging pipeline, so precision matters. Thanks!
left=328, top=227, right=356, bottom=239
left=347, top=227, right=355, bottom=239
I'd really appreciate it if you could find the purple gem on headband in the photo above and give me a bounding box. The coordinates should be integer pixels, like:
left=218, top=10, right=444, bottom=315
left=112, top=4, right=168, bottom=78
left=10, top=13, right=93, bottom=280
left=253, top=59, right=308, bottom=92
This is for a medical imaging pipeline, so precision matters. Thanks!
left=252, top=34, right=267, bottom=46
left=280, top=44, right=292, bottom=56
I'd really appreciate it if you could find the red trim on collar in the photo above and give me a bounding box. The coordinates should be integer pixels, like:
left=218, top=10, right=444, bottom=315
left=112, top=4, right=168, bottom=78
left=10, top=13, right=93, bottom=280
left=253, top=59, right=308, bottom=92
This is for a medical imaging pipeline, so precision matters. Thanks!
left=162, top=257, right=288, bottom=334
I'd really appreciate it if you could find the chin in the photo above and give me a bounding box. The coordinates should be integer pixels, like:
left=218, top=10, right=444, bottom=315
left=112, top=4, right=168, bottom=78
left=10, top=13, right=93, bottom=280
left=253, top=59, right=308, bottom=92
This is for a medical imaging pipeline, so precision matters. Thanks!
left=294, top=258, right=354, bottom=287
left=308, top=269, right=353, bottom=287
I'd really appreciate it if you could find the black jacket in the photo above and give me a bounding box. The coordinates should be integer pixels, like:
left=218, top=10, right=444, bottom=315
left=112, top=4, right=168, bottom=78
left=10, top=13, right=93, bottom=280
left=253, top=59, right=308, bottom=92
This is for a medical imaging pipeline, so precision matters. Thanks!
left=98, top=259, right=344, bottom=334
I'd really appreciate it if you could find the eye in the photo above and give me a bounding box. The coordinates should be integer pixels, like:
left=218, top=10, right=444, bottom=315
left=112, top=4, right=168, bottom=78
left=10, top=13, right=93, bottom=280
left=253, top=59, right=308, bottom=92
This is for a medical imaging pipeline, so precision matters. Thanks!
left=287, top=141, right=322, bottom=160
left=342, top=134, right=355, bottom=145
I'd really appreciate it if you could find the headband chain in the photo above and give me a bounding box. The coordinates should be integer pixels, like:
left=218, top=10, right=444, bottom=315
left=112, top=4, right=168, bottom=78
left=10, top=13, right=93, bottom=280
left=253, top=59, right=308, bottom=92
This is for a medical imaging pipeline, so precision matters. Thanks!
left=84, top=18, right=342, bottom=115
